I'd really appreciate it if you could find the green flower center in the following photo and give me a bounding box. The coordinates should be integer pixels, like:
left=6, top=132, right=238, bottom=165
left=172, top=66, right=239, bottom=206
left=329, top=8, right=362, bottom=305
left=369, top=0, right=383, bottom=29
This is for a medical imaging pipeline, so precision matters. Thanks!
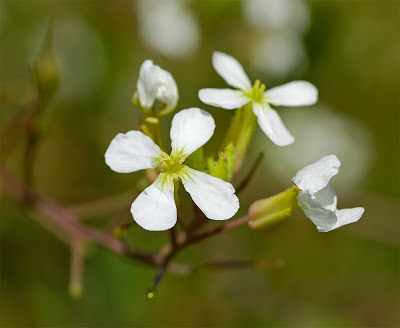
left=244, top=79, right=266, bottom=103
left=159, top=152, right=187, bottom=174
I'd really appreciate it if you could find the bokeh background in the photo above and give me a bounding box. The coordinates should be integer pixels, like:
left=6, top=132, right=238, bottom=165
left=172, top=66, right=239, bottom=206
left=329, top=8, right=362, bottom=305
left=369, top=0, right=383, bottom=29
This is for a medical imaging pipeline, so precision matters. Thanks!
left=1, top=0, right=399, bottom=327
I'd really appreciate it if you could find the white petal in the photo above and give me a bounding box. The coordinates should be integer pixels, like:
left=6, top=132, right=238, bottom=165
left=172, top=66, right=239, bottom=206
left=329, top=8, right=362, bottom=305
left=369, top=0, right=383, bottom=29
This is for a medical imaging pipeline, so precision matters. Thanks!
left=212, top=51, right=252, bottom=90
left=331, top=207, right=364, bottom=231
left=105, top=131, right=162, bottom=173
left=297, top=190, right=337, bottom=232
left=137, top=59, right=178, bottom=111
left=292, top=155, right=341, bottom=193
left=313, top=185, right=337, bottom=212
left=130, top=173, right=177, bottom=231
left=198, top=88, right=250, bottom=110
left=265, top=81, right=318, bottom=107
left=253, top=102, right=294, bottom=146
left=170, top=108, right=215, bottom=157
left=179, top=166, right=239, bottom=220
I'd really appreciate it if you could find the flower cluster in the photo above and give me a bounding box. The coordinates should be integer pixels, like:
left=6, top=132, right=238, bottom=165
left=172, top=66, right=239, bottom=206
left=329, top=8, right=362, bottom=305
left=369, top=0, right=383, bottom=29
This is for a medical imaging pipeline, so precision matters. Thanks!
left=105, top=52, right=364, bottom=232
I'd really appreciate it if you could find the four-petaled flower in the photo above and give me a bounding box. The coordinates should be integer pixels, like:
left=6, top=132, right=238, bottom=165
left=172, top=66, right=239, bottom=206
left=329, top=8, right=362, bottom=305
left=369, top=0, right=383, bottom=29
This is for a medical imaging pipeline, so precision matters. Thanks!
left=199, top=51, right=318, bottom=146
left=292, top=155, right=364, bottom=232
left=137, top=59, right=178, bottom=114
left=105, top=107, right=240, bottom=231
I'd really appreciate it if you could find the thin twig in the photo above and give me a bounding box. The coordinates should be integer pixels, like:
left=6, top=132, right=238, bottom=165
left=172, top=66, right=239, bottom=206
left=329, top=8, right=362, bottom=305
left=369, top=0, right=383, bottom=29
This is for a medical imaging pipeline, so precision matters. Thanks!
left=185, top=204, right=206, bottom=234
left=106, top=196, right=137, bottom=233
left=0, top=99, right=38, bottom=159
left=176, top=216, right=189, bottom=233
left=235, top=152, right=264, bottom=194
left=159, top=215, right=249, bottom=257
left=0, top=161, right=153, bottom=264
left=187, top=216, right=249, bottom=246
left=69, top=239, right=85, bottom=298
left=170, top=226, right=177, bottom=248
left=68, top=190, right=137, bottom=219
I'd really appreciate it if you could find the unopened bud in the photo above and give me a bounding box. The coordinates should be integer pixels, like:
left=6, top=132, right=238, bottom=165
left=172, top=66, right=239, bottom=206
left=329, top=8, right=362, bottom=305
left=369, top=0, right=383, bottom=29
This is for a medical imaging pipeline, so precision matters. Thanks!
left=249, top=186, right=299, bottom=229
left=136, top=60, right=178, bottom=116
left=33, top=22, right=60, bottom=99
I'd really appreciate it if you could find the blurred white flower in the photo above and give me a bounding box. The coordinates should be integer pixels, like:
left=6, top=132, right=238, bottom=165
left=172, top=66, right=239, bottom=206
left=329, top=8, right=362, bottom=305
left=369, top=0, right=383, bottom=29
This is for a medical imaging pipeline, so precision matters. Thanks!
left=243, top=0, right=310, bottom=34
left=250, top=32, right=307, bottom=79
left=199, top=51, right=318, bottom=146
left=105, top=108, right=239, bottom=231
left=137, top=60, right=178, bottom=113
left=243, top=0, right=310, bottom=79
left=136, top=0, right=200, bottom=60
left=293, top=155, right=365, bottom=232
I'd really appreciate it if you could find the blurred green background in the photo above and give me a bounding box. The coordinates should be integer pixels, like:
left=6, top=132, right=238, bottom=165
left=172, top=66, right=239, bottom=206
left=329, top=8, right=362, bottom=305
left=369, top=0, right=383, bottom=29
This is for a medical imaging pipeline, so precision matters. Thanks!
left=1, top=0, right=399, bottom=327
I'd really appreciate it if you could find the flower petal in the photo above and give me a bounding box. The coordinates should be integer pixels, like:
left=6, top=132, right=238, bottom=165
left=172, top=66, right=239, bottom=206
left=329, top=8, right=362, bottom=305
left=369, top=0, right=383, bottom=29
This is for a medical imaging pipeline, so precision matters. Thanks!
left=198, top=88, right=250, bottom=110
left=297, top=189, right=337, bottom=232
left=313, top=185, right=337, bottom=212
left=292, top=155, right=341, bottom=193
left=212, top=51, right=252, bottom=90
left=170, top=108, right=215, bottom=157
left=332, top=207, right=364, bottom=231
left=130, top=173, right=177, bottom=231
left=265, top=81, right=318, bottom=107
left=253, top=102, right=294, bottom=146
left=179, top=166, right=239, bottom=220
left=137, top=59, right=178, bottom=111
left=105, top=131, right=163, bottom=173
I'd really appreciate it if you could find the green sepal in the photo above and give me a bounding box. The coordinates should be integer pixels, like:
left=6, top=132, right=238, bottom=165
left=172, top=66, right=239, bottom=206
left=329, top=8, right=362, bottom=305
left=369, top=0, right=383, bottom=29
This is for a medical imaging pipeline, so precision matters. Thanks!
left=207, top=143, right=235, bottom=182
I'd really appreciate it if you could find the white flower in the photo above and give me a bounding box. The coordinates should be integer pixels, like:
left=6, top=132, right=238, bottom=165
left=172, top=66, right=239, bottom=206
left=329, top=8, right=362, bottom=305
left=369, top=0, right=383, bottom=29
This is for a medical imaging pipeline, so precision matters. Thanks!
left=137, top=59, right=178, bottom=113
left=292, top=155, right=364, bottom=232
left=198, top=51, right=318, bottom=146
left=136, top=0, right=200, bottom=60
left=243, top=0, right=310, bottom=34
left=105, top=108, right=239, bottom=231
left=249, top=32, right=307, bottom=79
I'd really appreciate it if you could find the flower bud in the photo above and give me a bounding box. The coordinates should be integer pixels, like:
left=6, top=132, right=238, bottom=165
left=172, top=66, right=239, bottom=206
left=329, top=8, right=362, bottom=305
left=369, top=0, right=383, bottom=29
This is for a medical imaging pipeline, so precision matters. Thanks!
left=136, top=60, right=178, bottom=115
left=33, top=23, right=60, bottom=100
left=34, top=53, right=60, bottom=97
left=248, top=186, right=298, bottom=229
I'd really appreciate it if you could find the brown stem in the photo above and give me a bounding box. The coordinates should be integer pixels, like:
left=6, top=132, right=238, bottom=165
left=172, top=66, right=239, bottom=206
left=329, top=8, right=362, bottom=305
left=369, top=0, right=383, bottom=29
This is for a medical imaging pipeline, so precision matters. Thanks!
left=187, top=216, right=249, bottom=246
left=0, top=161, right=154, bottom=265
left=68, top=190, right=137, bottom=219
left=106, top=196, right=136, bottom=233
left=185, top=204, right=206, bottom=233
left=157, top=215, right=249, bottom=274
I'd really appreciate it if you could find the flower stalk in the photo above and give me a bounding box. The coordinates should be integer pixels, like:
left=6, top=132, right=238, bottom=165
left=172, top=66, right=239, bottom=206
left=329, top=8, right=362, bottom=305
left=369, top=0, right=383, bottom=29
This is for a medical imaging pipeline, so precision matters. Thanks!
left=223, top=102, right=258, bottom=174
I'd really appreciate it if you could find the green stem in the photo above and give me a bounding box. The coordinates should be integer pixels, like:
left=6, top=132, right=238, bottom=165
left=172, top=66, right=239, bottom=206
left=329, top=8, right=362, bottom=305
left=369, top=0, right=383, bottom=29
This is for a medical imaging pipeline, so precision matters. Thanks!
left=145, top=115, right=166, bottom=151
left=222, top=103, right=257, bottom=174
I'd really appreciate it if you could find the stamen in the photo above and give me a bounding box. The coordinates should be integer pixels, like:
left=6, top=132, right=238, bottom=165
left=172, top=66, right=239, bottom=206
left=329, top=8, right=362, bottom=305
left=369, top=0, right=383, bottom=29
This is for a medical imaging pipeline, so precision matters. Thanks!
left=158, top=152, right=186, bottom=173
left=248, top=79, right=266, bottom=103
